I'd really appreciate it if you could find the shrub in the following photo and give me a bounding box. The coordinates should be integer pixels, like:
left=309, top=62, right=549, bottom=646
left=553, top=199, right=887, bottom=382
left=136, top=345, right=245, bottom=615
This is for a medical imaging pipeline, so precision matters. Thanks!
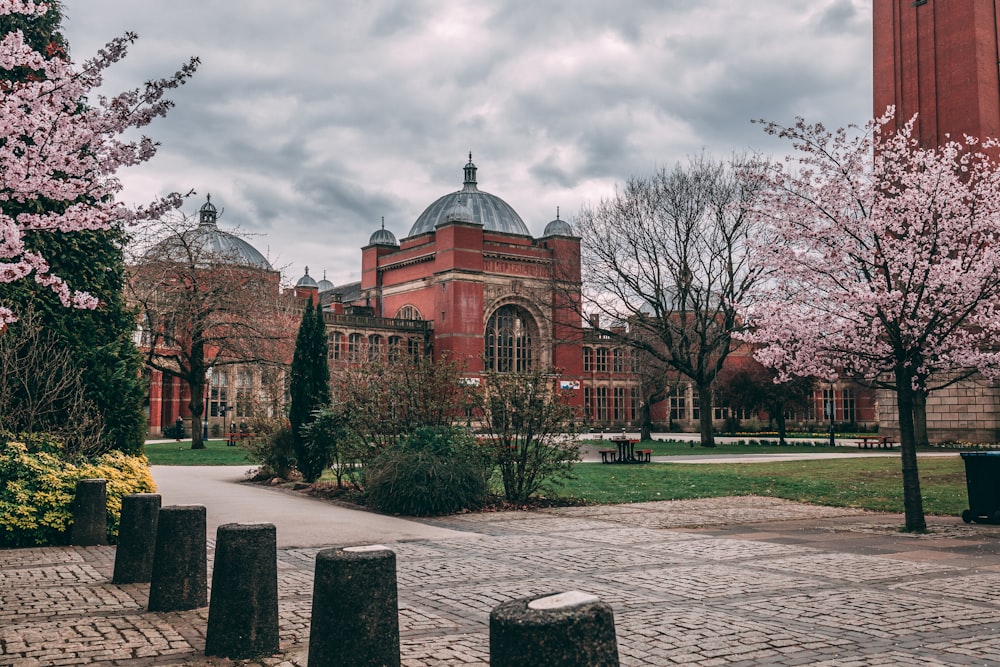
left=364, top=427, right=489, bottom=516
left=241, top=418, right=296, bottom=479
left=0, top=433, right=155, bottom=548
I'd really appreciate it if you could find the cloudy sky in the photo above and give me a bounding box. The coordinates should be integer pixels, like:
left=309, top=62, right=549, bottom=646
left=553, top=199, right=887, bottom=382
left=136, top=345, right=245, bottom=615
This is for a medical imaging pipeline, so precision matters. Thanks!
left=61, top=0, right=872, bottom=286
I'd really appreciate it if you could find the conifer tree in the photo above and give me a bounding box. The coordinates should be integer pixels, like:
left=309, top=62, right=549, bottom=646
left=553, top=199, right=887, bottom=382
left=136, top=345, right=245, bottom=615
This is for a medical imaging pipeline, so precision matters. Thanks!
left=289, top=299, right=331, bottom=481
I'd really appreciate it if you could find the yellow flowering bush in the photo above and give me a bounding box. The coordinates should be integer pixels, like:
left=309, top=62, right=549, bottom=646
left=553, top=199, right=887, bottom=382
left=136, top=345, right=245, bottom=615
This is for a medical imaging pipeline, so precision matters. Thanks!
left=0, top=434, right=155, bottom=548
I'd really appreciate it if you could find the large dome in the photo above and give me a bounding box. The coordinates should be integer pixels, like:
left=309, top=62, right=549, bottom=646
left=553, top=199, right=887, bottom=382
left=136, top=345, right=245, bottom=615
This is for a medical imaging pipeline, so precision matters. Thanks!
left=407, top=155, right=530, bottom=238
left=146, top=195, right=273, bottom=271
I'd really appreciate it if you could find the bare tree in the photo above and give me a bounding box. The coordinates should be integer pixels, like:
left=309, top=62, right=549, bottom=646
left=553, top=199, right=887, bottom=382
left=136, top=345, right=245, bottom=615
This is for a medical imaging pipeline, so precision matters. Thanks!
left=0, top=309, right=104, bottom=454
left=576, top=154, right=768, bottom=447
left=127, top=209, right=295, bottom=449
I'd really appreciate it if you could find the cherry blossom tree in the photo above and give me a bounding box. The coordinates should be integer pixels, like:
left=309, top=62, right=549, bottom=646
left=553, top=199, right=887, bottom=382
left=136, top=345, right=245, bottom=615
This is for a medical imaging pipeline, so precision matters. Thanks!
left=0, top=0, right=198, bottom=329
left=743, top=111, right=1000, bottom=531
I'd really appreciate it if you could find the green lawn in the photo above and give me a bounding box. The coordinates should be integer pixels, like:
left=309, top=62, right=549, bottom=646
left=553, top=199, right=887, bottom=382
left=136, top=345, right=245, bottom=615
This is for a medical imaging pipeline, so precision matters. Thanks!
left=143, top=439, right=256, bottom=466
left=590, top=439, right=850, bottom=456
left=554, top=456, right=968, bottom=516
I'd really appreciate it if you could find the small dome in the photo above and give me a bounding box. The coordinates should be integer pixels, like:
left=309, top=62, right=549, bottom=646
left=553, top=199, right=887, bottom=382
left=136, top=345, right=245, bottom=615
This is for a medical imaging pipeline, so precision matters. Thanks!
left=317, top=271, right=334, bottom=292
left=368, top=217, right=398, bottom=246
left=543, top=208, right=575, bottom=237
left=296, top=266, right=318, bottom=289
left=408, top=154, right=530, bottom=237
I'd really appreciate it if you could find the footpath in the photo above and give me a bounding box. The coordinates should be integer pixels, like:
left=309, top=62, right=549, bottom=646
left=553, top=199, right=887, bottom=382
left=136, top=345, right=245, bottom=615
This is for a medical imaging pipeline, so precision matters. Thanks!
left=4, top=463, right=1000, bottom=666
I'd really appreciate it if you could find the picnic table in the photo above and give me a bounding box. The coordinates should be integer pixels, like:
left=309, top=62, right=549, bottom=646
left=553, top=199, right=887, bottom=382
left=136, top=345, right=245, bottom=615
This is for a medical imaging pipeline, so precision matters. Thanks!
left=856, top=435, right=893, bottom=449
left=599, top=439, right=652, bottom=464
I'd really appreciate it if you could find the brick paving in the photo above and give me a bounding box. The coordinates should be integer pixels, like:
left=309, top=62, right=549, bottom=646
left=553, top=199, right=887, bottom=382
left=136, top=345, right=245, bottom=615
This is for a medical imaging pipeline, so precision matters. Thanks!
left=5, top=495, right=1000, bottom=666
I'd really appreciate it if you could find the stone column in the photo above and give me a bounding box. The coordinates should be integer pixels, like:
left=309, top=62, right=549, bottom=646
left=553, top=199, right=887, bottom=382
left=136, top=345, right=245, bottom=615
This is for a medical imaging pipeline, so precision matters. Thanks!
left=148, top=505, right=207, bottom=611
left=490, top=591, right=619, bottom=667
left=205, top=523, right=279, bottom=659
left=308, top=545, right=400, bottom=667
left=71, top=479, right=107, bottom=546
left=112, top=493, right=161, bottom=583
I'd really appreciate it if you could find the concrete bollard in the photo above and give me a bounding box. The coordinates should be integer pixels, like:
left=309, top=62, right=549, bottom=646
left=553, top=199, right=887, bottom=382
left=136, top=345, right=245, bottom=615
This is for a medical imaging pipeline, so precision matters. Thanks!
left=205, top=523, right=279, bottom=659
left=71, top=478, right=108, bottom=546
left=490, top=591, right=620, bottom=667
left=308, top=545, right=400, bottom=667
left=148, top=505, right=207, bottom=611
left=112, top=493, right=161, bottom=584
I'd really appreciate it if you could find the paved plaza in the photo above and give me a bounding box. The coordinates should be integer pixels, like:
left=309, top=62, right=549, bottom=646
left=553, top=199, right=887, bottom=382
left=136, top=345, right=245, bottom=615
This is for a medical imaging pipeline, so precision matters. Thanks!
left=5, top=484, right=1000, bottom=666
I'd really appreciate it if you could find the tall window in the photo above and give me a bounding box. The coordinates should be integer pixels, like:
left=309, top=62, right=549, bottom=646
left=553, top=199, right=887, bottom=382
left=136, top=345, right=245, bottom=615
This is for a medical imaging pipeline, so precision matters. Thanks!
left=613, top=349, right=624, bottom=373
left=485, top=305, right=535, bottom=372
left=613, top=387, right=625, bottom=420
left=596, top=348, right=608, bottom=372
left=842, top=388, right=856, bottom=423
left=388, top=336, right=402, bottom=361
left=329, top=331, right=343, bottom=361
left=584, top=387, right=594, bottom=421
left=210, top=370, right=228, bottom=417
left=368, top=335, right=382, bottom=361
left=671, top=395, right=686, bottom=421
left=407, top=338, right=423, bottom=361
left=235, top=369, right=253, bottom=419
left=348, top=333, right=363, bottom=362
left=630, top=387, right=639, bottom=421
left=596, top=387, right=609, bottom=421
left=692, top=394, right=700, bottom=420
left=583, top=347, right=593, bottom=372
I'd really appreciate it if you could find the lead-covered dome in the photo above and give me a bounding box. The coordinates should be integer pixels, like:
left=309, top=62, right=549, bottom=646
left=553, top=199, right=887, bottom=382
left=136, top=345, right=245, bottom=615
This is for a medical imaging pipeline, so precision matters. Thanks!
left=368, top=217, right=399, bottom=246
left=296, top=266, right=318, bottom=288
left=407, top=155, right=530, bottom=237
left=147, top=194, right=273, bottom=271
left=542, top=208, right=575, bottom=237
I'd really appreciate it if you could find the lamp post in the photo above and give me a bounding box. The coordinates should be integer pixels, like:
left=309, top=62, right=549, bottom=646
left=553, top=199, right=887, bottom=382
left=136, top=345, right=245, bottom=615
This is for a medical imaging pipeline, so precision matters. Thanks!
left=827, top=382, right=836, bottom=447
left=203, top=367, right=212, bottom=441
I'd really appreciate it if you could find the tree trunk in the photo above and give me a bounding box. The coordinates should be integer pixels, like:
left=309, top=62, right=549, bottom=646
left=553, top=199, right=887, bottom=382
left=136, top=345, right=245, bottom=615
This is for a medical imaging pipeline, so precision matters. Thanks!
left=912, top=389, right=929, bottom=447
left=639, top=401, right=652, bottom=441
left=189, top=381, right=205, bottom=450
left=697, top=382, right=716, bottom=447
left=775, top=409, right=787, bottom=446
left=895, top=366, right=926, bottom=532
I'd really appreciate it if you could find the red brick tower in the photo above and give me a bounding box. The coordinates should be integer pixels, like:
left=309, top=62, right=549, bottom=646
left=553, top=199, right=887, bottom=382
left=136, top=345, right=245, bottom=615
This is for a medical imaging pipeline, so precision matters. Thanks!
left=874, top=0, right=1000, bottom=145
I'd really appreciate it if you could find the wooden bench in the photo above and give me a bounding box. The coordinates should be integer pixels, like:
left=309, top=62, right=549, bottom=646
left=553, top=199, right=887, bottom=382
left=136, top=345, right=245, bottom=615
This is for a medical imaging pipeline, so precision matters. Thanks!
left=636, top=448, right=653, bottom=463
left=598, top=449, right=618, bottom=464
left=857, top=436, right=892, bottom=449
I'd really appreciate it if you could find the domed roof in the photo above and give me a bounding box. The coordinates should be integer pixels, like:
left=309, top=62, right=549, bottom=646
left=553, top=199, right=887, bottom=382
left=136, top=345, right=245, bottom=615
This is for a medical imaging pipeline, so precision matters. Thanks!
left=407, top=154, right=530, bottom=238
left=368, top=217, right=399, bottom=247
left=147, top=195, right=273, bottom=271
left=542, top=208, right=575, bottom=237
left=317, top=271, right=334, bottom=292
left=296, top=266, right=318, bottom=288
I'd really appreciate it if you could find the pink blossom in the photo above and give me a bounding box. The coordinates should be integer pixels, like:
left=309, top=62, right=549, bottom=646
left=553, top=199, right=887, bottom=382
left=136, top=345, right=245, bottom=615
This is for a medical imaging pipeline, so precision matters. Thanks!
left=0, top=6, right=198, bottom=330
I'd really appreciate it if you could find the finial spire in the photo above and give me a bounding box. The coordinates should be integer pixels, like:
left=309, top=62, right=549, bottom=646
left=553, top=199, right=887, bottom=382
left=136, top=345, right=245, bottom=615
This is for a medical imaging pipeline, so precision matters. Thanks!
left=463, top=152, right=478, bottom=191
left=556, top=206, right=560, bottom=220
left=381, top=216, right=385, bottom=230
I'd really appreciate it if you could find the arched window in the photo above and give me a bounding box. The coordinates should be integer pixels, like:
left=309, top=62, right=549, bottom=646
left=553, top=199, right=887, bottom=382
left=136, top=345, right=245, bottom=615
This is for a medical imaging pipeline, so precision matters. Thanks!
left=394, top=305, right=422, bottom=320
left=329, top=331, right=344, bottom=361
left=348, top=333, right=363, bottom=362
left=387, top=336, right=402, bottom=361
left=368, top=334, right=382, bottom=361
left=485, top=305, right=536, bottom=373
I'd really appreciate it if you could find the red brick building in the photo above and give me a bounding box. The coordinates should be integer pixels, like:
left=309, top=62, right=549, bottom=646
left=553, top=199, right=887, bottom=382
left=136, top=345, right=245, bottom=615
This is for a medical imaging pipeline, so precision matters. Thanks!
left=873, top=0, right=1000, bottom=441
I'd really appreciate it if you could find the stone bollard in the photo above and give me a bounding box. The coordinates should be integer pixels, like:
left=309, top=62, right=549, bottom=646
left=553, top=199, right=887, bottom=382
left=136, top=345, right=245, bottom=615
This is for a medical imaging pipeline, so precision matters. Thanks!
left=205, top=523, right=279, bottom=659
left=308, top=545, right=400, bottom=667
left=71, top=478, right=108, bottom=546
left=112, top=493, right=161, bottom=584
left=490, top=591, right=620, bottom=667
left=148, top=505, right=207, bottom=611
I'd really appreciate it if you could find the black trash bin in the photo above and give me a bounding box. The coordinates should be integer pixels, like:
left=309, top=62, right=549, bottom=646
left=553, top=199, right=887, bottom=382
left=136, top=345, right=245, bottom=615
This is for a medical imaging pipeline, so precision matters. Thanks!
left=960, top=451, right=1000, bottom=523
